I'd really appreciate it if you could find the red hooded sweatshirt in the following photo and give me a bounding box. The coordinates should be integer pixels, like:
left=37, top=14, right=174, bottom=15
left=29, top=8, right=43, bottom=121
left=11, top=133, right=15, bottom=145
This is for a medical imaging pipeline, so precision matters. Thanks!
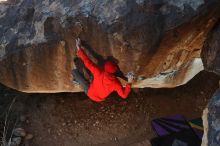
left=77, top=48, right=131, bottom=102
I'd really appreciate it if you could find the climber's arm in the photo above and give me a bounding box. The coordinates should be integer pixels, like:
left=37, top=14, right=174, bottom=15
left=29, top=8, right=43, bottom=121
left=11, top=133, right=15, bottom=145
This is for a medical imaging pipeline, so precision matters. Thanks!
left=77, top=49, right=101, bottom=75
left=76, top=38, right=101, bottom=75
left=115, top=83, right=131, bottom=99
left=114, top=72, right=134, bottom=98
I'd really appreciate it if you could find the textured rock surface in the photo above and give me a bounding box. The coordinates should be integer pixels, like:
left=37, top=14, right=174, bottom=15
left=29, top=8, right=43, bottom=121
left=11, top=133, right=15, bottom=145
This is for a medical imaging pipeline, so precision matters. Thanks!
left=0, top=0, right=220, bottom=92
left=202, top=21, right=220, bottom=76
left=202, top=107, right=209, bottom=146
left=202, top=88, right=220, bottom=146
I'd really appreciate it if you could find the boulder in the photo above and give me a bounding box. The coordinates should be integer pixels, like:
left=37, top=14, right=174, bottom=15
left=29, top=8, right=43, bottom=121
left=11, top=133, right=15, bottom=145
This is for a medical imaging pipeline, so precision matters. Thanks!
left=202, top=89, right=220, bottom=146
left=0, top=0, right=220, bottom=92
left=201, top=16, right=220, bottom=146
left=202, top=20, right=220, bottom=76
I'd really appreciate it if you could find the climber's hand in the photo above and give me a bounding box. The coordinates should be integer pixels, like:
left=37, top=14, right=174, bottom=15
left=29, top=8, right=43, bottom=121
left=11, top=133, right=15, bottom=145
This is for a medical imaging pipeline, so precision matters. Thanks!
left=127, top=72, right=135, bottom=83
left=75, top=38, right=81, bottom=50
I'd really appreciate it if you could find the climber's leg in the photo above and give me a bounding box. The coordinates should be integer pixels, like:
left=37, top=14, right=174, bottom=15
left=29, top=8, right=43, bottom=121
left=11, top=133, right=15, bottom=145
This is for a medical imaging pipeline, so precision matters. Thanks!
left=72, top=69, right=89, bottom=94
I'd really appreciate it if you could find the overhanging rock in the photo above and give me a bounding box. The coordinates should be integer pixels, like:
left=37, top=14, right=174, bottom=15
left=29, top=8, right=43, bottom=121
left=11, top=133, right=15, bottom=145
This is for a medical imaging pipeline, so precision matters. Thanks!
left=0, top=0, right=220, bottom=92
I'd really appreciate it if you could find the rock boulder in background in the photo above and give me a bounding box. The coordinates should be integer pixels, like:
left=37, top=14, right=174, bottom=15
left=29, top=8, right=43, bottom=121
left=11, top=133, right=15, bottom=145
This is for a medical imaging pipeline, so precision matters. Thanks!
left=202, top=21, right=220, bottom=76
left=201, top=17, right=220, bottom=146
left=202, top=89, right=220, bottom=146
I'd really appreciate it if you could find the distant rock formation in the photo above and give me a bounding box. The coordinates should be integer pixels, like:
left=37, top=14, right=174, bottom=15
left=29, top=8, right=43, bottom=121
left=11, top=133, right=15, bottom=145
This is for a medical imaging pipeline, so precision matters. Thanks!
left=0, top=0, right=220, bottom=92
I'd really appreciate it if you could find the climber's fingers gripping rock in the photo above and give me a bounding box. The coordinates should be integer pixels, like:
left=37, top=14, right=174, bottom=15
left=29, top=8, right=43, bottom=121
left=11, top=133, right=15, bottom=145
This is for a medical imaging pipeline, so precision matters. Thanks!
left=75, top=38, right=81, bottom=50
left=127, top=72, right=135, bottom=83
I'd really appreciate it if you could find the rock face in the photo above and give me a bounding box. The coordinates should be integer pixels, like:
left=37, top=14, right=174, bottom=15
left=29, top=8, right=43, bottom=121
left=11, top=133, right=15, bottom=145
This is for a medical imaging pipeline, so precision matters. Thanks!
left=202, top=89, right=220, bottom=146
left=202, top=20, right=220, bottom=76
left=201, top=20, right=220, bottom=146
left=0, top=0, right=220, bottom=92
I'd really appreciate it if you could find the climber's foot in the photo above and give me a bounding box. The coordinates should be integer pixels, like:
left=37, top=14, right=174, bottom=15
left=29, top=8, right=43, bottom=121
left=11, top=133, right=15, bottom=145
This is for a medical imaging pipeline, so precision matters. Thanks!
left=72, top=79, right=80, bottom=85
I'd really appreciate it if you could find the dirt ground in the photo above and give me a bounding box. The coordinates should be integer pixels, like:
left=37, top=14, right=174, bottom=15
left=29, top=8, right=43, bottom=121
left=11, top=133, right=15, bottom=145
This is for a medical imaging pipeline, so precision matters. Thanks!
left=0, top=71, right=220, bottom=146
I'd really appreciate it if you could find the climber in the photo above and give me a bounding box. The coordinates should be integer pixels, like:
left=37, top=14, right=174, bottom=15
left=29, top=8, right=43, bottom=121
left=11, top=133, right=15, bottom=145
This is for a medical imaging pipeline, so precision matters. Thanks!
left=72, top=38, right=134, bottom=102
